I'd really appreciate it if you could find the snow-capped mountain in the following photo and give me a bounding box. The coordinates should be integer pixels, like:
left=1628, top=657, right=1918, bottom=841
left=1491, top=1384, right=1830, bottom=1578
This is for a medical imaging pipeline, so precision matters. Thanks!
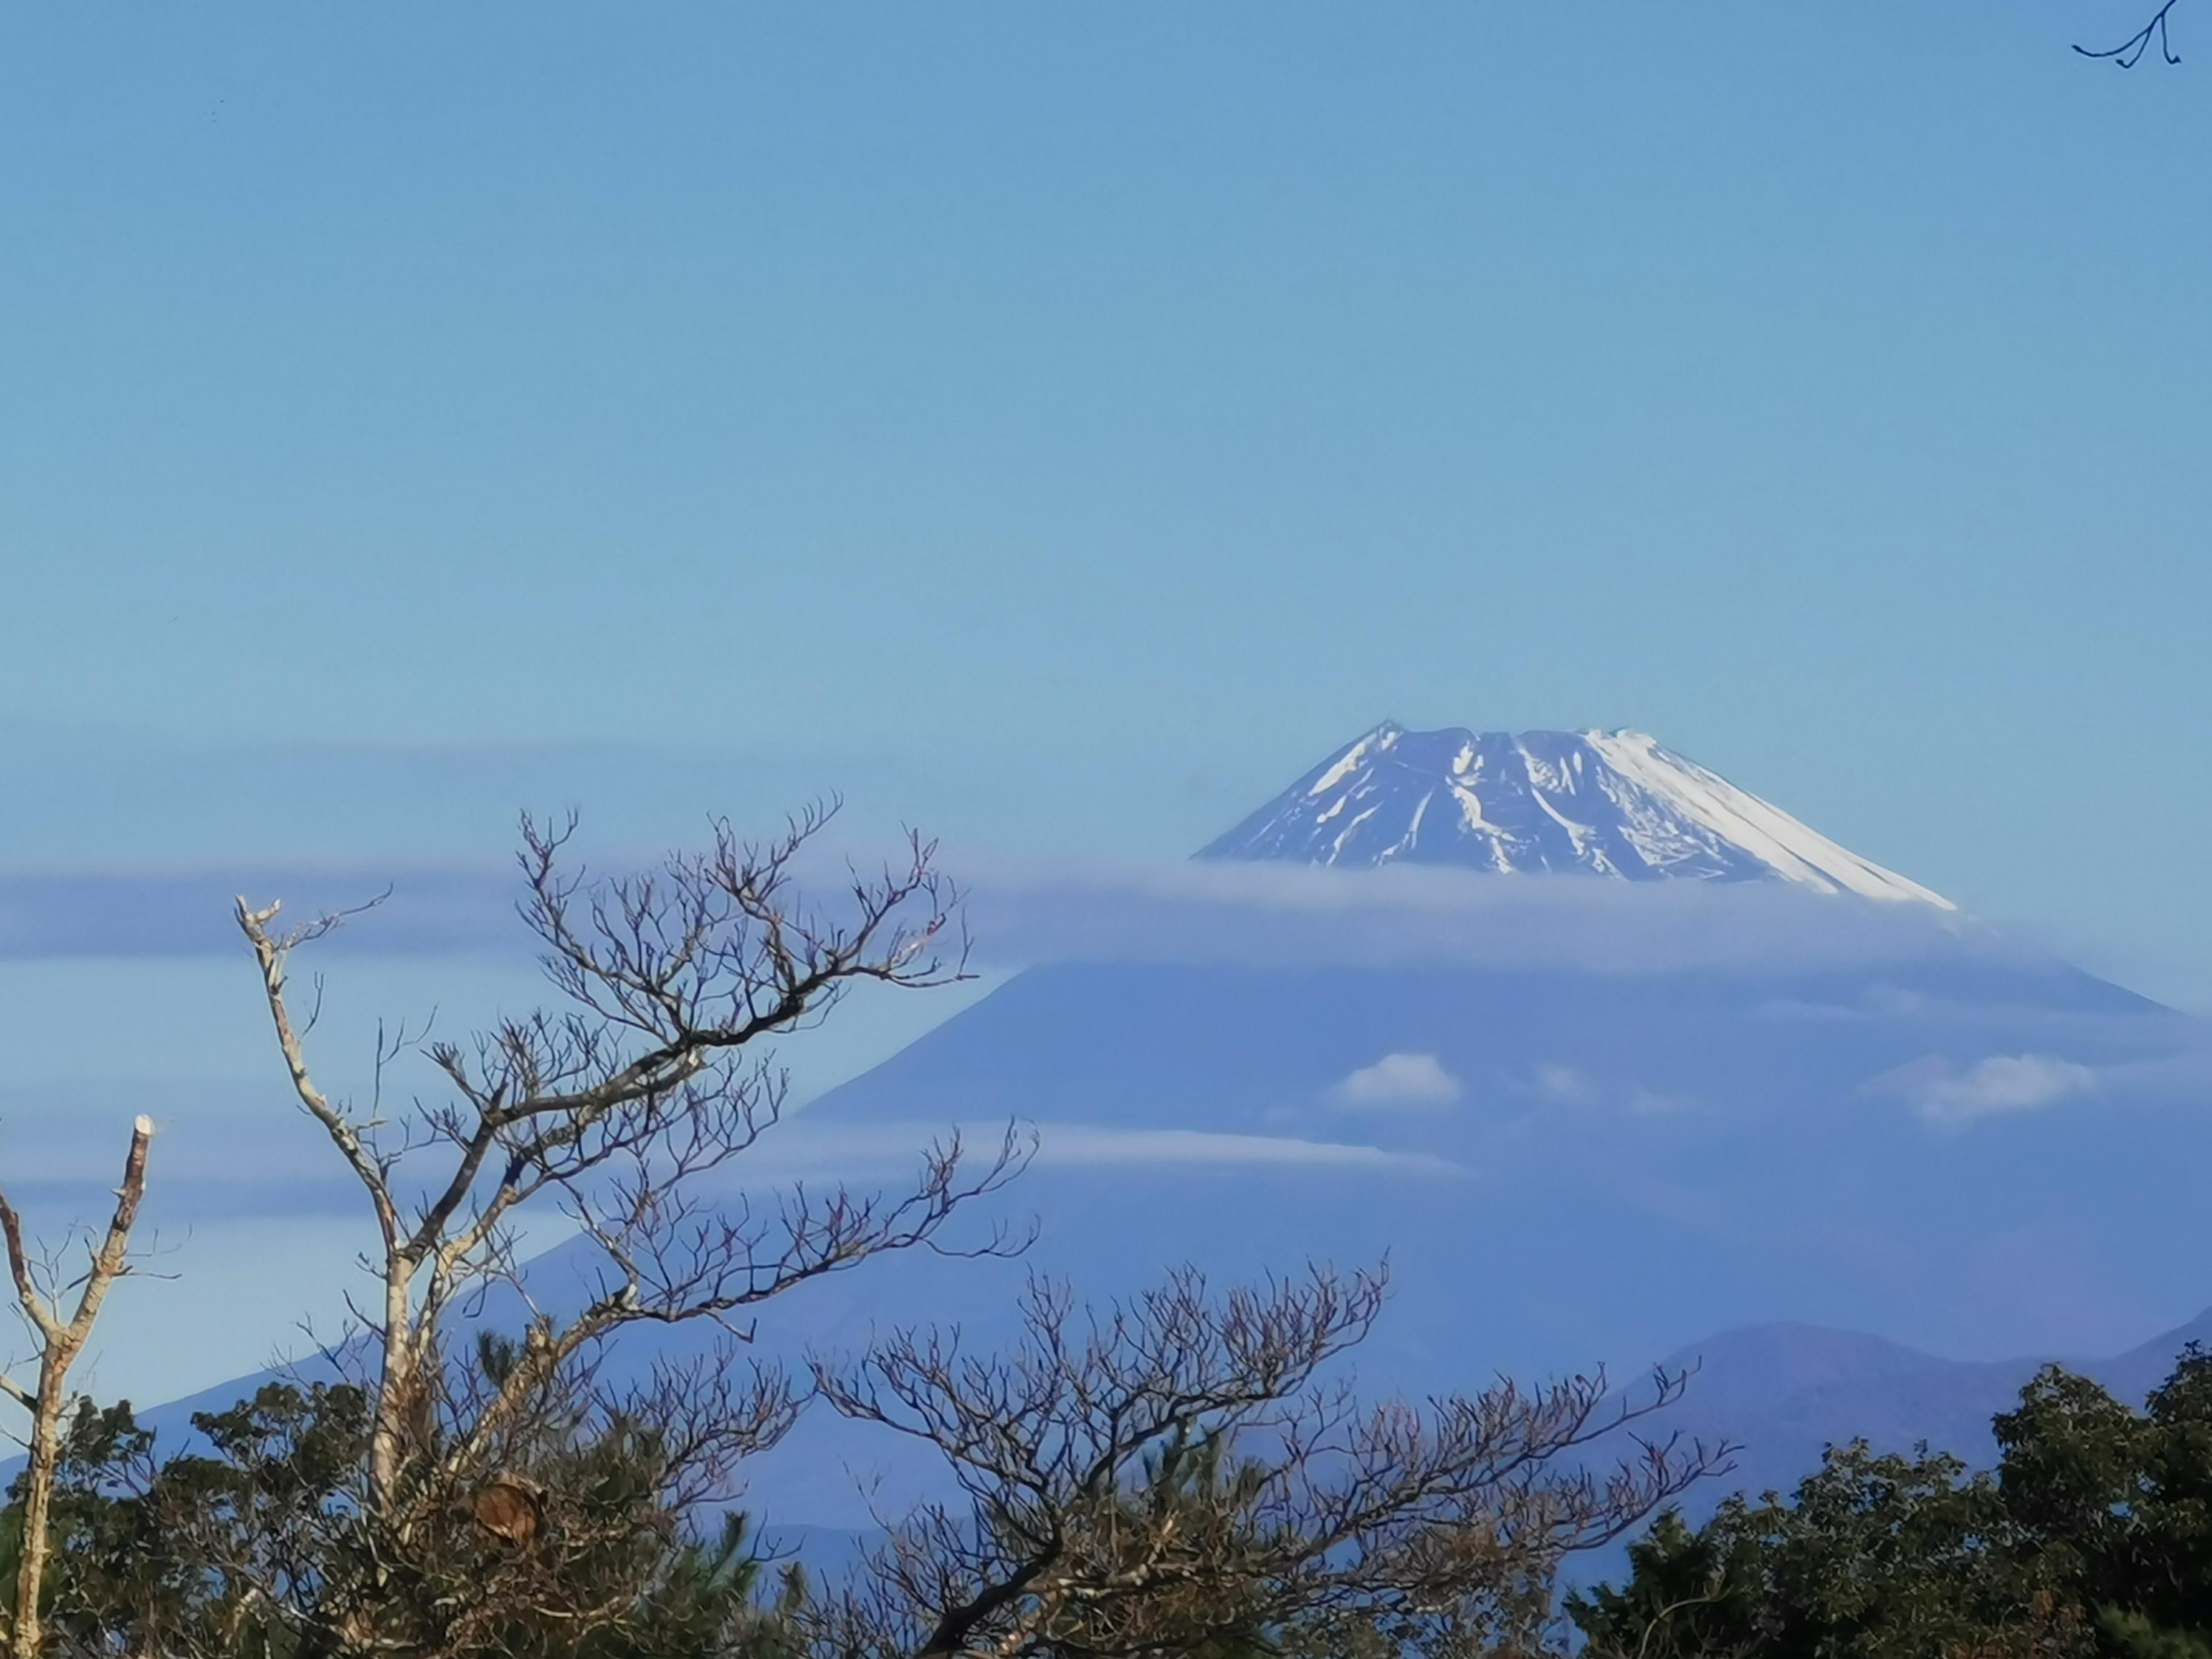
left=1201, top=723, right=1951, bottom=908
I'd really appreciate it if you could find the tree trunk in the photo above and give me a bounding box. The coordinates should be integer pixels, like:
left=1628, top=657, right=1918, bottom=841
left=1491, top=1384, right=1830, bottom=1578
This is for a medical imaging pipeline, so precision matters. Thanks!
left=12, top=1349, right=72, bottom=1659
left=0, top=1116, right=153, bottom=1659
left=369, top=1262, right=417, bottom=1517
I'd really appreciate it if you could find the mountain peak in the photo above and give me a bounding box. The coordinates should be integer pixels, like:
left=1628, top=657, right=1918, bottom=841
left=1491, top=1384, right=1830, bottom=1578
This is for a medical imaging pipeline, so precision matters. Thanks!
left=1199, top=723, right=1951, bottom=908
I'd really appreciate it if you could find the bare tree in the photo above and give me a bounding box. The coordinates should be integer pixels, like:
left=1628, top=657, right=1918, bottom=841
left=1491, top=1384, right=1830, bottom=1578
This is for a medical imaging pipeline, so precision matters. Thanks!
left=230, top=808, right=1028, bottom=1654
left=2077, top=0, right=2185, bottom=64
left=0, top=1115, right=154, bottom=1659
left=808, top=1266, right=1727, bottom=1659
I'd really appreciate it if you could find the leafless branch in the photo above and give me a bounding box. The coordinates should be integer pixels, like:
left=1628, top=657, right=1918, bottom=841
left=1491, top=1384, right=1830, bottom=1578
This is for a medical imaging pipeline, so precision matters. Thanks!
left=808, top=1266, right=1728, bottom=1659
left=2077, top=0, right=2184, bottom=64
left=227, top=807, right=1024, bottom=1657
left=0, top=1114, right=156, bottom=1659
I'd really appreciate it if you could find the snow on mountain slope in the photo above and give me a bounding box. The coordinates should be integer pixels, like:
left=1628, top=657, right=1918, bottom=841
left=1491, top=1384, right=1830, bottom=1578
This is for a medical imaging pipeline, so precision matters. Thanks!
left=1199, top=723, right=1951, bottom=908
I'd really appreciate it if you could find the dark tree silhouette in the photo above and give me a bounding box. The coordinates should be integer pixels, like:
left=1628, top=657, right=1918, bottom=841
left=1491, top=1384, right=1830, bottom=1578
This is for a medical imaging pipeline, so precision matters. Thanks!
left=2077, top=0, right=2185, bottom=65
left=808, top=1265, right=1728, bottom=1659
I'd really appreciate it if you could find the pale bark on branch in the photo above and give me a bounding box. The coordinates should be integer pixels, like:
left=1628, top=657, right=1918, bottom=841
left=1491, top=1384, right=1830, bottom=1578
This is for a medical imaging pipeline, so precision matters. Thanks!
left=232, top=806, right=1028, bottom=1656
left=0, top=1114, right=155, bottom=1659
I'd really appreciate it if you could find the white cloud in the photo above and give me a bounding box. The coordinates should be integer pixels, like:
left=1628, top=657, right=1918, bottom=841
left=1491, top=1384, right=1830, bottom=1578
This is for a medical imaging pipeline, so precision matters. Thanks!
left=1873, top=1053, right=2100, bottom=1128
left=1532, top=1063, right=1597, bottom=1106
left=1330, top=1051, right=1462, bottom=1110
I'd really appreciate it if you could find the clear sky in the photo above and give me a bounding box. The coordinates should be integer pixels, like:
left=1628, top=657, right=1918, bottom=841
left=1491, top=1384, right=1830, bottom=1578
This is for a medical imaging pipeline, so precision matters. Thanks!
left=2, top=3, right=2211, bottom=1397
left=7, top=2, right=2210, bottom=995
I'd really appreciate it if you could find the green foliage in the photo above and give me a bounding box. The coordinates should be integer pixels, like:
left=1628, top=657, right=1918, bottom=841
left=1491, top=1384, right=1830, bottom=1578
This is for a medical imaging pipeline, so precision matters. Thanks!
left=0, top=1362, right=799, bottom=1659
left=1564, top=1506, right=1766, bottom=1657
left=34, top=1334, right=2212, bottom=1659
left=2103, top=1610, right=2212, bottom=1659
left=1569, top=1444, right=2042, bottom=1659
left=1574, top=1347, right=2212, bottom=1659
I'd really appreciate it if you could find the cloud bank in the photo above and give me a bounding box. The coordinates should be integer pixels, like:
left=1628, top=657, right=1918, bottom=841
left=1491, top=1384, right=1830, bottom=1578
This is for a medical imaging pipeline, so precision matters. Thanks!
left=0, top=848, right=2102, bottom=991
left=955, top=858, right=2022, bottom=979
left=0, top=865, right=517, bottom=959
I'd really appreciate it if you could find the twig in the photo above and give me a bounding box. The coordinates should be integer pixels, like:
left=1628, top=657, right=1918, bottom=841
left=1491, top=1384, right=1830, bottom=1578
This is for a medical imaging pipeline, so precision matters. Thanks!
left=2076, top=0, right=2184, bottom=65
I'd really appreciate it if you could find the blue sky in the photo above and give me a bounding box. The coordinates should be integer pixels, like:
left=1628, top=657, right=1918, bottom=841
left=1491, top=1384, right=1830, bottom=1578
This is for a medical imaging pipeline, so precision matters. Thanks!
left=5, top=3, right=2209, bottom=986
left=2, top=2, right=2211, bottom=1399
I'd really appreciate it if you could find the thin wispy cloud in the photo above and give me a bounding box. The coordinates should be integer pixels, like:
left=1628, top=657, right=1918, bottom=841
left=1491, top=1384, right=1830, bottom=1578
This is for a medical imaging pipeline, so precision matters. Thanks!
left=595, top=1118, right=1466, bottom=1187
left=1626, top=1086, right=1700, bottom=1118
left=0, top=865, right=516, bottom=960
left=1531, top=1063, right=1598, bottom=1107
left=1031, top=1125, right=1461, bottom=1176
